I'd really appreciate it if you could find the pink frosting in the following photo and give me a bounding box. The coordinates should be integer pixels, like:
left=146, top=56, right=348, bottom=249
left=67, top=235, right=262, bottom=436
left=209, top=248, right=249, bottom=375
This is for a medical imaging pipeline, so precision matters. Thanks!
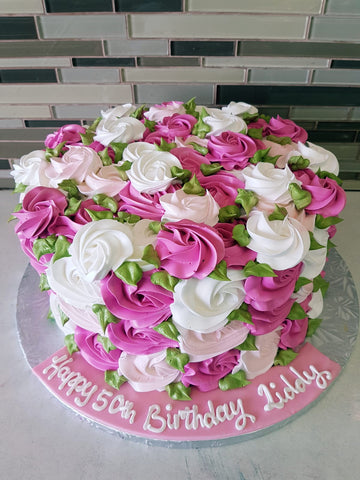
left=14, top=186, right=67, bottom=239
left=107, top=321, right=178, bottom=355
left=248, top=116, right=307, bottom=143
left=155, top=114, right=197, bottom=140
left=248, top=298, right=295, bottom=335
left=295, top=169, right=347, bottom=218
left=214, top=222, right=257, bottom=268
left=181, top=349, right=240, bottom=392
left=101, top=270, right=173, bottom=328
left=156, top=220, right=225, bottom=279
left=18, top=232, right=53, bottom=274
left=206, top=132, right=260, bottom=170
left=72, top=199, right=111, bottom=225
left=199, top=170, right=245, bottom=207
left=44, top=124, right=86, bottom=148
left=74, top=326, right=121, bottom=371
left=279, top=318, right=308, bottom=350
left=171, top=147, right=210, bottom=176
left=245, top=263, right=302, bottom=312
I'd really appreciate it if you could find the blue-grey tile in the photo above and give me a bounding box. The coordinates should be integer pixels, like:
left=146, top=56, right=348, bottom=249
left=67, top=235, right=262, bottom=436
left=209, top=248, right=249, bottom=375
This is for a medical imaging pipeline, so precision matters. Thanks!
left=307, top=130, right=357, bottom=143
left=325, top=0, right=360, bottom=15
left=135, top=84, right=214, bottom=105
left=53, top=104, right=112, bottom=119
left=59, top=68, right=120, bottom=84
left=137, top=57, right=200, bottom=67
left=0, top=41, right=103, bottom=58
left=0, top=69, right=57, bottom=83
left=25, top=120, right=81, bottom=128
left=310, top=17, right=360, bottom=41
left=45, top=0, right=113, bottom=12
left=240, top=41, right=360, bottom=58
left=312, top=69, right=360, bottom=85
left=0, top=17, right=37, bottom=40
left=0, top=158, right=10, bottom=169
left=115, top=0, right=182, bottom=12
left=171, top=41, right=235, bottom=56
left=0, top=128, right=56, bottom=141
left=105, top=38, right=168, bottom=56
left=73, top=57, right=135, bottom=67
left=331, top=60, right=360, bottom=70
left=0, top=141, right=46, bottom=158
left=249, top=68, right=309, bottom=84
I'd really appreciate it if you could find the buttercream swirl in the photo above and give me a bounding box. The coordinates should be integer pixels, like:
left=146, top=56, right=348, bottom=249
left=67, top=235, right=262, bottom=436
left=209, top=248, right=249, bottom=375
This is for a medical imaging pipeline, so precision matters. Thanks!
left=78, top=165, right=126, bottom=197
left=201, top=107, right=248, bottom=136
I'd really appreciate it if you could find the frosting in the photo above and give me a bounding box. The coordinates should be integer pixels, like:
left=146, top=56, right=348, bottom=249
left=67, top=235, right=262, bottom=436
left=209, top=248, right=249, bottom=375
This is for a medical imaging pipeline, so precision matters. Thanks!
left=94, top=105, right=145, bottom=146
left=200, top=107, right=248, bottom=136
left=289, top=141, right=339, bottom=175
left=78, top=165, right=126, bottom=197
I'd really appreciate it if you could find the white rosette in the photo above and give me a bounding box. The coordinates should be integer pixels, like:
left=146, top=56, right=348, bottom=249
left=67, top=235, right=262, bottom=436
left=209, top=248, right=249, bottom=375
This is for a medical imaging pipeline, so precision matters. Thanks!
left=126, top=149, right=182, bottom=194
left=100, top=104, right=136, bottom=120
left=301, top=226, right=329, bottom=279
left=78, top=165, right=127, bottom=197
left=144, top=101, right=186, bottom=122
left=247, top=211, right=310, bottom=270
left=122, top=141, right=157, bottom=164
left=198, top=106, right=248, bottom=136
left=159, top=189, right=220, bottom=226
left=242, top=163, right=300, bottom=204
left=68, top=219, right=134, bottom=282
left=11, top=150, right=50, bottom=188
left=46, top=256, right=104, bottom=309
left=49, top=292, right=75, bottom=335
left=118, top=350, right=180, bottom=392
left=221, top=101, right=258, bottom=117
left=288, top=141, right=339, bottom=175
left=126, top=219, right=158, bottom=271
left=307, top=290, right=324, bottom=319
left=171, top=269, right=246, bottom=334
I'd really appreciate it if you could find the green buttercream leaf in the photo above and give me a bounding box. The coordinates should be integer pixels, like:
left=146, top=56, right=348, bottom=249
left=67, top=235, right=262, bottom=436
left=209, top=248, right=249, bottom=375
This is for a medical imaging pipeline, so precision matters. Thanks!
left=184, top=97, right=198, bottom=117
left=259, top=113, right=271, bottom=123
left=130, top=104, right=146, bottom=119
left=287, top=302, right=307, bottom=320
left=52, top=235, right=71, bottom=263
left=153, top=318, right=180, bottom=341
left=235, top=334, right=258, bottom=351
left=45, top=141, right=67, bottom=162
left=87, top=116, right=101, bottom=133
left=327, top=238, right=336, bottom=250
left=98, top=147, right=113, bottom=166
left=166, top=348, right=189, bottom=372
left=316, top=169, right=343, bottom=186
left=232, top=223, right=251, bottom=246
left=114, top=261, right=143, bottom=286
left=306, top=318, right=322, bottom=337
left=266, top=135, right=292, bottom=145
left=155, top=138, right=177, bottom=152
left=294, top=276, right=312, bottom=293
left=189, top=142, right=208, bottom=155
left=219, top=370, right=251, bottom=391
left=110, top=142, right=128, bottom=163
left=315, top=214, right=343, bottom=229
left=93, top=193, right=119, bottom=213
left=116, top=211, right=141, bottom=224
left=247, top=127, right=263, bottom=139
left=97, top=334, right=117, bottom=353
left=200, top=162, right=222, bottom=176
left=309, top=231, right=325, bottom=251
left=64, top=196, right=82, bottom=216
left=274, top=348, right=298, bottom=366
left=33, top=234, right=57, bottom=260
left=104, top=370, right=127, bottom=390
left=249, top=147, right=279, bottom=165
left=58, top=179, right=81, bottom=199
left=150, top=271, right=179, bottom=292
left=165, top=382, right=192, bottom=401
left=235, top=189, right=258, bottom=215
left=85, top=208, right=114, bottom=221
left=227, top=304, right=253, bottom=325
left=64, top=334, right=79, bottom=355
left=59, top=308, right=69, bottom=327
left=80, top=130, right=95, bottom=146
left=170, top=166, right=192, bottom=183
left=8, top=202, right=22, bottom=222
left=144, top=118, right=157, bottom=132
left=92, top=304, right=120, bottom=334
left=288, top=183, right=312, bottom=210
left=287, top=155, right=310, bottom=171
left=192, top=107, right=211, bottom=139
left=39, top=273, right=50, bottom=291
left=313, top=275, right=329, bottom=296
left=244, top=261, right=277, bottom=278
left=14, top=182, right=27, bottom=193
left=142, top=244, right=161, bottom=268
left=148, top=220, right=163, bottom=234
left=182, top=174, right=206, bottom=196
left=208, top=260, right=230, bottom=281
left=218, top=204, right=242, bottom=223
left=268, top=204, right=288, bottom=221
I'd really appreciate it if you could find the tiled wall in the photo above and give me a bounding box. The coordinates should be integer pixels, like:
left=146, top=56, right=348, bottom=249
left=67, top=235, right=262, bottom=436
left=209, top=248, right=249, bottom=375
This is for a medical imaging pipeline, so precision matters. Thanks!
left=1, top=0, right=360, bottom=188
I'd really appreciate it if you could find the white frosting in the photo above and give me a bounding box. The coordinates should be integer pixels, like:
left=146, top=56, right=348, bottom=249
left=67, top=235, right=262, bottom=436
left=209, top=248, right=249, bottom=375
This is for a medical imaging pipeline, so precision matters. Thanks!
left=122, top=141, right=157, bottom=164
left=78, top=165, right=127, bottom=197
left=10, top=150, right=50, bottom=188
left=247, top=211, right=310, bottom=270
left=288, top=141, right=339, bottom=175
left=100, top=104, right=136, bottom=120
left=46, top=256, right=104, bottom=309
left=126, top=149, right=182, bottom=194
left=291, top=282, right=313, bottom=304
left=68, top=219, right=134, bottom=282
left=94, top=105, right=145, bottom=146
left=118, top=350, right=180, bottom=393
left=307, top=290, right=324, bottom=319
left=144, top=101, right=186, bottom=122
left=198, top=107, right=248, bottom=136
left=126, top=219, right=158, bottom=271
left=221, top=101, right=258, bottom=117
left=160, top=189, right=220, bottom=226
left=301, top=227, right=329, bottom=279
left=242, top=163, right=299, bottom=204
left=49, top=292, right=76, bottom=335
left=171, top=269, right=246, bottom=334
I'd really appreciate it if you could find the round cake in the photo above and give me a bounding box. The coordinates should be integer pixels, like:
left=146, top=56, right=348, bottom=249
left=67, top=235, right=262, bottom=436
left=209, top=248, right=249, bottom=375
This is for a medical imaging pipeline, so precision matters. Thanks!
left=11, top=99, right=347, bottom=440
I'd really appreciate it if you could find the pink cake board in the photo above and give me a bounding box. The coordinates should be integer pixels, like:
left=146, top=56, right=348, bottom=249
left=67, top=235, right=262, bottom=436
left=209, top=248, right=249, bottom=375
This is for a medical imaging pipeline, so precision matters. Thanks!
left=32, top=342, right=341, bottom=442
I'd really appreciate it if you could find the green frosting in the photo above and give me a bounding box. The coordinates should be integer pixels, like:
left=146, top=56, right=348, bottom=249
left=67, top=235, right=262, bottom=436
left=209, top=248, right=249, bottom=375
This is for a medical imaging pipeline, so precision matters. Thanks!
left=243, top=260, right=277, bottom=278
left=274, top=348, right=298, bottom=366
left=309, top=231, right=325, bottom=251
left=148, top=220, right=163, bottom=234
left=247, top=127, right=263, bottom=139
left=227, top=303, right=253, bottom=325
left=141, top=244, right=161, bottom=268
left=64, top=196, right=82, bottom=216
left=52, top=235, right=71, bottom=263
left=92, top=304, right=119, bottom=333
left=153, top=318, right=180, bottom=341
left=110, top=143, right=129, bottom=163
left=114, top=261, right=143, bottom=286
left=218, top=205, right=242, bottom=223
left=85, top=209, right=114, bottom=221
left=13, top=182, right=27, bottom=193
left=80, top=117, right=101, bottom=146
left=287, top=155, right=310, bottom=171
left=200, top=162, right=222, bottom=176
left=45, top=141, right=67, bottom=162
left=33, top=234, right=57, bottom=260
left=268, top=204, right=288, bottom=221
left=288, top=183, right=312, bottom=210
left=266, top=134, right=292, bottom=145
left=39, top=273, right=50, bottom=292
left=58, top=179, right=81, bottom=199
left=143, top=118, right=156, bottom=132
left=165, top=382, right=192, bottom=401
left=150, top=270, right=179, bottom=292
left=249, top=147, right=279, bottom=165
left=166, top=348, right=189, bottom=373
left=208, top=260, right=230, bottom=281
left=189, top=142, right=208, bottom=155
left=235, top=189, right=258, bottom=215
left=317, top=169, right=343, bottom=186
left=155, top=138, right=177, bottom=152
left=98, top=147, right=113, bottom=166
left=232, top=223, right=251, bottom=246
left=96, top=335, right=117, bottom=353
left=130, top=104, right=147, bottom=119
left=104, top=370, right=127, bottom=390
left=287, top=301, right=307, bottom=320
left=116, top=211, right=141, bottom=224
left=64, top=334, right=79, bottom=355
left=235, top=334, right=258, bottom=351
left=313, top=275, right=329, bottom=296
left=315, top=214, right=343, bottom=229
left=306, top=318, right=322, bottom=337
left=183, top=97, right=197, bottom=117
left=59, top=308, right=69, bottom=327
left=294, top=276, right=312, bottom=293
left=219, top=370, right=251, bottom=391
left=191, top=107, right=211, bottom=139
left=182, top=175, right=206, bottom=196
left=170, top=166, right=192, bottom=183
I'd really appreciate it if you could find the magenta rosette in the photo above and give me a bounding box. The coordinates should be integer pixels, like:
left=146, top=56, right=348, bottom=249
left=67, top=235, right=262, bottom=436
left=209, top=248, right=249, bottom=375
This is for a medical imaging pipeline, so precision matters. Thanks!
left=245, top=263, right=302, bottom=312
left=248, top=298, right=295, bottom=335
left=171, top=147, right=210, bottom=176
left=156, top=220, right=225, bottom=279
left=14, top=186, right=68, bottom=239
left=107, top=322, right=178, bottom=355
left=45, top=124, right=86, bottom=148
left=181, top=350, right=240, bottom=392
left=279, top=318, right=308, bottom=350
left=267, top=116, right=308, bottom=142
left=72, top=198, right=111, bottom=225
left=156, top=113, right=197, bottom=140
left=294, top=169, right=346, bottom=218
left=101, top=270, right=173, bottom=328
left=18, top=233, right=53, bottom=274
left=199, top=170, right=245, bottom=207
left=214, top=222, right=257, bottom=268
left=74, top=326, right=121, bottom=371
left=207, top=132, right=260, bottom=170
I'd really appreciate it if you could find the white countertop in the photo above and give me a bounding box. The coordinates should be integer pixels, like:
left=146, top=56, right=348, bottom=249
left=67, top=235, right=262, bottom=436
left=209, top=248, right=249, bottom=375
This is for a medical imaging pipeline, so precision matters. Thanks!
left=1, top=189, right=359, bottom=480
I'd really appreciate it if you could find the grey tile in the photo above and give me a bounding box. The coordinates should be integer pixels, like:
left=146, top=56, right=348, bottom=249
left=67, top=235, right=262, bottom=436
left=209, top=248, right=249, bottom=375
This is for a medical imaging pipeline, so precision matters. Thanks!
left=0, top=41, right=103, bottom=58
left=205, top=56, right=329, bottom=68
left=59, top=68, right=120, bottom=84
left=0, top=128, right=55, bottom=141
left=325, top=0, right=360, bottom=14
left=0, top=105, right=52, bottom=119
left=310, top=17, right=360, bottom=41
left=0, top=69, right=57, bottom=83
left=0, top=141, right=46, bottom=158
left=188, top=0, right=322, bottom=14
left=105, top=38, right=168, bottom=56
left=240, top=41, right=360, bottom=58
left=249, top=68, right=309, bottom=84
left=290, top=106, right=351, bottom=121
left=115, top=0, right=182, bottom=11
left=135, top=84, right=214, bottom=105
left=312, top=69, right=360, bottom=85
left=45, top=0, right=113, bottom=12
left=0, top=119, right=23, bottom=128
left=0, top=17, right=37, bottom=40
left=137, top=57, right=200, bottom=67
left=0, top=0, right=43, bottom=14
left=124, top=66, right=245, bottom=83
left=53, top=104, right=112, bottom=119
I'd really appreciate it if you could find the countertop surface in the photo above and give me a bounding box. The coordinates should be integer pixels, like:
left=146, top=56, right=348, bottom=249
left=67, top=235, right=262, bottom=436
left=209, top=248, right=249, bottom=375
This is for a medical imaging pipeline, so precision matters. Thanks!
left=1, top=189, right=359, bottom=480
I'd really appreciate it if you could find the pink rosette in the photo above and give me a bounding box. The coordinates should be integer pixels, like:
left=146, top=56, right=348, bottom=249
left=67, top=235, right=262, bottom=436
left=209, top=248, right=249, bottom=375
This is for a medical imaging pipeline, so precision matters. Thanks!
left=156, top=220, right=225, bottom=279
left=72, top=199, right=111, bottom=225
left=279, top=318, right=308, bottom=350
left=207, top=131, right=260, bottom=170
left=269, top=116, right=308, bottom=142
left=107, top=322, right=178, bottom=355
left=248, top=298, right=295, bottom=335
left=101, top=270, right=173, bottom=328
left=294, top=169, right=346, bottom=218
left=181, top=350, right=240, bottom=392
left=199, top=170, right=245, bottom=207
left=144, top=101, right=186, bottom=122
left=47, top=214, right=81, bottom=240
left=44, top=124, right=86, bottom=148
left=14, top=186, right=68, bottom=239
left=155, top=113, right=197, bottom=140
left=171, top=147, right=210, bottom=176
left=214, top=222, right=257, bottom=268
left=244, top=263, right=302, bottom=312
left=74, top=326, right=121, bottom=371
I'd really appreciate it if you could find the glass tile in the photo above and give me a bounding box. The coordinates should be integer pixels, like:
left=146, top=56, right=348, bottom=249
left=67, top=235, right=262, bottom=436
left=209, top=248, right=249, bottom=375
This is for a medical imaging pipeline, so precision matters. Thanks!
left=171, top=41, right=235, bottom=56
left=73, top=58, right=135, bottom=67
left=240, top=41, right=360, bottom=58
left=115, top=0, right=182, bottom=12
left=45, top=0, right=113, bottom=12
left=0, top=69, right=57, bottom=83
left=0, top=41, right=103, bottom=58
left=0, top=17, right=37, bottom=40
